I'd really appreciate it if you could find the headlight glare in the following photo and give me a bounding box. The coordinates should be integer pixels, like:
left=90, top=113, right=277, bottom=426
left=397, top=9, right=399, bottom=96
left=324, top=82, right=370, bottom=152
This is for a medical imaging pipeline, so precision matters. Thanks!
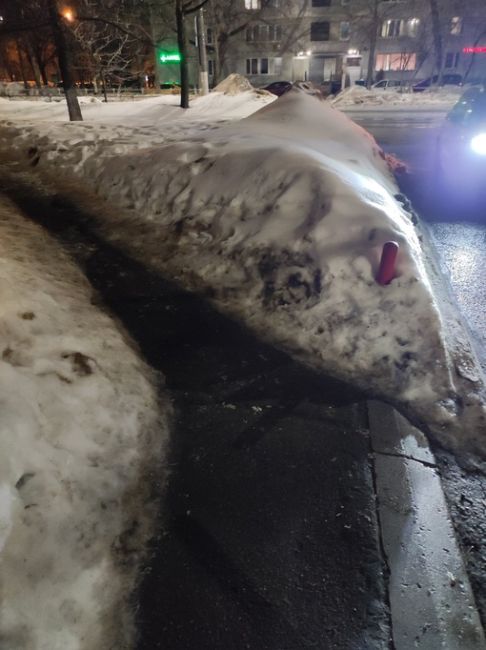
left=470, top=133, right=486, bottom=155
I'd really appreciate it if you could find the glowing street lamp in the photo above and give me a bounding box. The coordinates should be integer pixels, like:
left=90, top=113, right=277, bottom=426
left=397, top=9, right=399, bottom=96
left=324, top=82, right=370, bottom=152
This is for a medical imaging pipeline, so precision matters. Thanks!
left=62, top=8, right=74, bottom=22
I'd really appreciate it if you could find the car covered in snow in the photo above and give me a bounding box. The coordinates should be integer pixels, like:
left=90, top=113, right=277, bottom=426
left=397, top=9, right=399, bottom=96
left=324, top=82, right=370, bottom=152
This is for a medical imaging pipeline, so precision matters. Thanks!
left=436, top=86, right=486, bottom=197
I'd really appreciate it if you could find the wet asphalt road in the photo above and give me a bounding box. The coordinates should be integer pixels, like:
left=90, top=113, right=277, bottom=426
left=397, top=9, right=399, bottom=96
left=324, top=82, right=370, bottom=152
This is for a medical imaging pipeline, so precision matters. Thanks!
left=346, top=108, right=486, bottom=628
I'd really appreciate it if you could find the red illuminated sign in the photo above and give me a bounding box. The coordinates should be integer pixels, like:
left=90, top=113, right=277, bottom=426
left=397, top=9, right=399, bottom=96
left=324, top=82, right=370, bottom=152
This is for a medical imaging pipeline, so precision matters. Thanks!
left=463, top=47, right=486, bottom=53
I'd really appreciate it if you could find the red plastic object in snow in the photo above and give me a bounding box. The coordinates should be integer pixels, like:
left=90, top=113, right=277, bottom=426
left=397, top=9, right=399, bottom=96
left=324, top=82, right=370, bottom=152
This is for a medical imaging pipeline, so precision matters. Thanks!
left=376, top=241, right=399, bottom=285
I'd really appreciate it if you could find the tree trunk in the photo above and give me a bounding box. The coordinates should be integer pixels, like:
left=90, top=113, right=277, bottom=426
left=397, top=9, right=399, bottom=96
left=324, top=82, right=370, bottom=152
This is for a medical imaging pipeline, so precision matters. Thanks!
left=0, top=42, right=16, bottom=81
left=429, top=0, right=443, bottom=84
left=24, top=37, right=43, bottom=88
left=212, top=37, right=222, bottom=85
left=366, top=0, right=379, bottom=88
left=47, top=0, right=82, bottom=121
left=15, top=40, right=30, bottom=89
left=176, top=0, right=190, bottom=109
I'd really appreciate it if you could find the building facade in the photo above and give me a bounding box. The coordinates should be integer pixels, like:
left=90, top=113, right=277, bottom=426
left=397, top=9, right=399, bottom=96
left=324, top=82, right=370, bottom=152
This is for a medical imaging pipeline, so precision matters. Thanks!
left=205, top=0, right=486, bottom=89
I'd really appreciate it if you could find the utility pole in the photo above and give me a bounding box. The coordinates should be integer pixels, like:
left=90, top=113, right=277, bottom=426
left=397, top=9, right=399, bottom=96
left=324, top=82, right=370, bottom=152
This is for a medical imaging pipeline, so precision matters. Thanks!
left=428, top=0, right=444, bottom=85
left=47, top=0, right=82, bottom=121
left=176, top=0, right=190, bottom=108
left=196, top=8, right=209, bottom=95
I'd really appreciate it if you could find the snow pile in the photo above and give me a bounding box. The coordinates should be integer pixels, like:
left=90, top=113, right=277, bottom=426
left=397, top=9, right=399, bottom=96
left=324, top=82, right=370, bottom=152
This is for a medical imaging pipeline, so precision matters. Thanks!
left=332, top=84, right=462, bottom=108
left=0, top=82, right=25, bottom=98
left=0, top=88, right=484, bottom=462
left=0, top=196, right=170, bottom=649
left=0, top=87, right=275, bottom=125
left=213, top=73, right=254, bottom=95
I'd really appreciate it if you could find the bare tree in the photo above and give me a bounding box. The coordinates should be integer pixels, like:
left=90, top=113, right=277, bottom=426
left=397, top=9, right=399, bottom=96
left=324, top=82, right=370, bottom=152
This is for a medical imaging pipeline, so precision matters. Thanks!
left=72, top=0, right=149, bottom=99
left=0, top=0, right=51, bottom=87
left=202, top=0, right=305, bottom=85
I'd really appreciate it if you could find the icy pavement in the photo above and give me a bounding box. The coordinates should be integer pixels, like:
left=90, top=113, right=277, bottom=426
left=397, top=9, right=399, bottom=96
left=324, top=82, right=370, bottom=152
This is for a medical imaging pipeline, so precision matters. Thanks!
left=0, top=195, right=170, bottom=649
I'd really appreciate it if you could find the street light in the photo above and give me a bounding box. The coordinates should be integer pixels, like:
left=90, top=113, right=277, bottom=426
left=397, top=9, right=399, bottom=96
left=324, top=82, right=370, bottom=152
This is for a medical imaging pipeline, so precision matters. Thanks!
left=62, top=8, right=74, bottom=22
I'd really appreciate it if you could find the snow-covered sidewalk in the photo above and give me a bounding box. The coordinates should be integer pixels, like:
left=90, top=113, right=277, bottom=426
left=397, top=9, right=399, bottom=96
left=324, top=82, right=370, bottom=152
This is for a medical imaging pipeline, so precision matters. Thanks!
left=0, top=84, right=484, bottom=465
left=0, top=195, right=170, bottom=649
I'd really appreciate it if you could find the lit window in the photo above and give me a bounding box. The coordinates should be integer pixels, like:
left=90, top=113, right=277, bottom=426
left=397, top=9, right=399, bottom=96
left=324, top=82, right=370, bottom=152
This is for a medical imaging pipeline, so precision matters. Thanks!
left=451, top=17, right=462, bottom=35
left=381, top=19, right=402, bottom=38
left=340, top=21, right=350, bottom=40
left=245, top=0, right=260, bottom=9
left=375, top=52, right=417, bottom=71
left=406, top=18, right=420, bottom=37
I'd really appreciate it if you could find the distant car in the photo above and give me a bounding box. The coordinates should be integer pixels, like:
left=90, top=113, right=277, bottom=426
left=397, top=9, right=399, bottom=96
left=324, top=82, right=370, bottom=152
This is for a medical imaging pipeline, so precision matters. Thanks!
left=412, top=73, right=463, bottom=92
left=372, top=79, right=406, bottom=91
left=435, top=86, right=486, bottom=198
left=262, top=81, right=293, bottom=96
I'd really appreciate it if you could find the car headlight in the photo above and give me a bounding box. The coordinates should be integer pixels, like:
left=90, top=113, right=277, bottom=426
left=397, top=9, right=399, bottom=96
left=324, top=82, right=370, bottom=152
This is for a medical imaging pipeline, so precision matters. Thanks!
left=470, top=133, right=486, bottom=155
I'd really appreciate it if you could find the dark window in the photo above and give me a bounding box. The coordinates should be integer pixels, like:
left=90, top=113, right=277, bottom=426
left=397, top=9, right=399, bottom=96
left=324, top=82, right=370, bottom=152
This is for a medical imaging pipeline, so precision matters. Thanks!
left=445, top=52, right=460, bottom=68
left=312, top=0, right=331, bottom=6
left=311, top=21, right=330, bottom=41
left=246, top=58, right=258, bottom=74
left=261, top=58, right=269, bottom=74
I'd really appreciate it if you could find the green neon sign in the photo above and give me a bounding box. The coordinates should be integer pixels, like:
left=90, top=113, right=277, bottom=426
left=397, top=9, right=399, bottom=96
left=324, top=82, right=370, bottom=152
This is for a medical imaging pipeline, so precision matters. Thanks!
left=160, top=52, right=181, bottom=63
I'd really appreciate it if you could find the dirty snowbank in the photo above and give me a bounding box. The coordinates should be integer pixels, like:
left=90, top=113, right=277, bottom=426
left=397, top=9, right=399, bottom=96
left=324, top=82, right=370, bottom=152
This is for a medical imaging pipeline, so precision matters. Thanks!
left=0, top=196, right=170, bottom=649
left=0, top=89, right=484, bottom=461
left=332, top=84, right=461, bottom=109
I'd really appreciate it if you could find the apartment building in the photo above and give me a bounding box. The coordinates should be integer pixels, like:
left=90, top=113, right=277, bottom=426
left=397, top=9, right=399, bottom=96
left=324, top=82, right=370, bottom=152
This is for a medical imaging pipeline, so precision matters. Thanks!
left=203, top=0, right=486, bottom=88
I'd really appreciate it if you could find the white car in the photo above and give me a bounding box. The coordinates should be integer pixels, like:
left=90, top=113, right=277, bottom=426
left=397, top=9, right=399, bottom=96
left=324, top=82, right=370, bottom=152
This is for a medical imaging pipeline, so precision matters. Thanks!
left=372, top=79, right=405, bottom=91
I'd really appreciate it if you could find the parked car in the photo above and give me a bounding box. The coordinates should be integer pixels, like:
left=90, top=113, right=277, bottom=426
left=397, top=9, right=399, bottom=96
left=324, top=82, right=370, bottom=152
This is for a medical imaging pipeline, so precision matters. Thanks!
left=435, top=86, right=486, bottom=198
left=412, top=73, right=463, bottom=92
left=262, top=81, right=293, bottom=96
left=372, top=79, right=407, bottom=91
